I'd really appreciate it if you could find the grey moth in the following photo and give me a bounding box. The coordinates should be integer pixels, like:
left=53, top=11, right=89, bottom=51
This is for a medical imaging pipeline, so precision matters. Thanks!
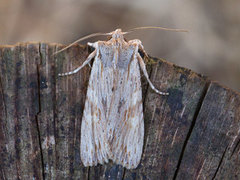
left=58, top=29, right=169, bottom=169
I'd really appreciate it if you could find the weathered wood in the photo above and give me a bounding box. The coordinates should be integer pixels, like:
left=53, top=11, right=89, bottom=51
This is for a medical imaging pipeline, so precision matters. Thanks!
left=176, top=83, right=240, bottom=179
left=38, top=43, right=90, bottom=179
left=0, top=43, right=43, bottom=179
left=0, top=43, right=239, bottom=180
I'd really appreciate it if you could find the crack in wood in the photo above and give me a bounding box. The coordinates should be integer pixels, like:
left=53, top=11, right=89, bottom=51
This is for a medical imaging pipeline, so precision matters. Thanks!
left=173, top=81, right=211, bottom=180
left=230, top=138, right=240, bottom=158
left=35, top=115, right=45, bottom=180
left=212, top=145, right=228, bottom=180
left=36, top=43, right=45, bottom=180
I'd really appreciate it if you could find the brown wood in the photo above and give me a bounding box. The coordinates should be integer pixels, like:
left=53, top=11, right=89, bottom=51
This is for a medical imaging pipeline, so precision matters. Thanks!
left=0, top=43, right=239, bottom=179
left=176, top=83, right=240, bottom=180
left=0, top=43, right=43, bottom=179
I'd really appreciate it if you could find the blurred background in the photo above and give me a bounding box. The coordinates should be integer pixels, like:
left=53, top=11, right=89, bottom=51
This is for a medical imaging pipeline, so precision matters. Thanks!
left=0, top=0, right=239, bottom=92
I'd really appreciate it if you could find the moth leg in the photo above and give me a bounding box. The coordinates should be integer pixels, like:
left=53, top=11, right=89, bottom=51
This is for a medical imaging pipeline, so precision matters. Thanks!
left=137, top=54, right=169, bottom=95
left=58, top=50, right=96, bottom=77
left=86, top=42, right=98, bottom=69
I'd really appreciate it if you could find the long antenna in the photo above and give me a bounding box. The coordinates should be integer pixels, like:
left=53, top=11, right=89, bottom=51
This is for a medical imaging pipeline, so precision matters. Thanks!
left=53, top=26, right=188, bottom=56
left=127, top=26, right=188, bottom=33
left=52, top=32, right=110, bottom=56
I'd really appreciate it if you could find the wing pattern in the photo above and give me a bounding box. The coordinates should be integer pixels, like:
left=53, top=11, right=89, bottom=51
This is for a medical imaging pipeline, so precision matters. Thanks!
left=80, top=42, right=144, bottom=169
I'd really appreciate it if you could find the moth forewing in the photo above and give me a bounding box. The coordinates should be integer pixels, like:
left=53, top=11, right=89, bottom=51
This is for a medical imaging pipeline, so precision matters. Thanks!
left=58, top=29, right=168, bottom=169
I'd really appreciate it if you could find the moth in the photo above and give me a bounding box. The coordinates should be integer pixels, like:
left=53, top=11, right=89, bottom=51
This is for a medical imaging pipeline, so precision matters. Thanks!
left=58, top=27, right=186, bottom=169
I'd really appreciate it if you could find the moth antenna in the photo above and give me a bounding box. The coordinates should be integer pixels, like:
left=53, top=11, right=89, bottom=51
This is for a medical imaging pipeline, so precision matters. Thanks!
left=52, top=32, right=110, bottom=56
left=127, top=26, right=188, bottom=33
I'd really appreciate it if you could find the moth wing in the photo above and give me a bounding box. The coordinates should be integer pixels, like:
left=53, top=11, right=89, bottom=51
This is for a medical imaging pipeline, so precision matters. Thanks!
left=81, top=43, right=144, bottom=169
left=80, top=55, right=111, bottom=166
left=110, top=56, right=144, bottom=169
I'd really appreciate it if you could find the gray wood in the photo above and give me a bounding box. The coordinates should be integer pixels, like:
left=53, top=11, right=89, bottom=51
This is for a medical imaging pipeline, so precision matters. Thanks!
left=0, top=43, right=239, bottom=180
left=38, top=43, right=89, bottom=179
left=0, top=43, right=43, bottom=179
left=176, top=83, right=240, bottom=180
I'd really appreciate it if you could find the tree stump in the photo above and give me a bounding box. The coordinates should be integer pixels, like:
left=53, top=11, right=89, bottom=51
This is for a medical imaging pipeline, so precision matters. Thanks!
left=0, top=43, right=239, bottom=180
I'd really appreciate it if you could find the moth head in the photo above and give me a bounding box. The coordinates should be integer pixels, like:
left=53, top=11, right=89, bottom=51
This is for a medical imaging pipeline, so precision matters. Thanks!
left=110, top=29, right=128, bottom=40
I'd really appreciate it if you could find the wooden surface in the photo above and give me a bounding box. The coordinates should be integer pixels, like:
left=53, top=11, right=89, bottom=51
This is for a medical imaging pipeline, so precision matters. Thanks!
left=0, top=43, right=239, bottom=180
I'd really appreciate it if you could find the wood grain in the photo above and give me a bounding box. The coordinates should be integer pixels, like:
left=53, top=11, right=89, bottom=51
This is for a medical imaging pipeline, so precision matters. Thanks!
left=176, top=83, right=240, bottom=180
left=0, top=43, right=239, bottom=179
left=0, top=43, right=42, bottom=179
